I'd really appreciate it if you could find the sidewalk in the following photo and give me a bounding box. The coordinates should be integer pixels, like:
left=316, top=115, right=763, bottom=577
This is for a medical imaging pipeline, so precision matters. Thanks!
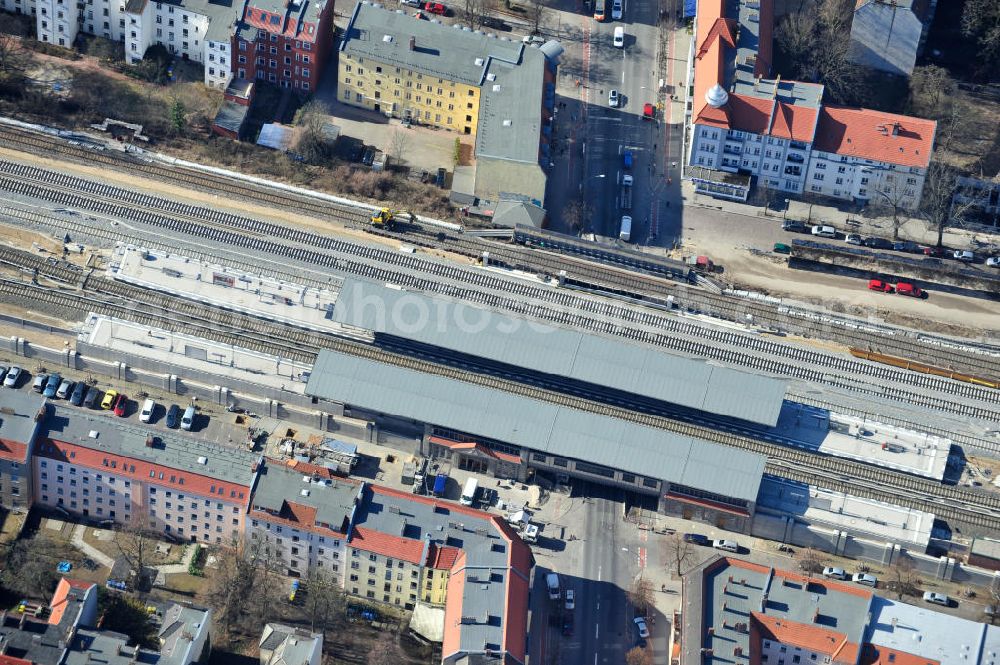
left=71, top=524, right=115, bottom=569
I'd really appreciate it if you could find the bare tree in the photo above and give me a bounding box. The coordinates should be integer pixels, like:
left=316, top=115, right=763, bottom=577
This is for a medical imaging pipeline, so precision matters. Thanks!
left=114, top=516, right=159, bottom=591
left=628, top=577, right=654, bottom=614
left=775, top=0, right=861, bottom=104
left=907, top=65, right=955, bottom=120
left=367, top=631, right=406, bottom=665
left=775, top=3, right=819, bottom=78
left=886, top=558, right=920, bottom=600
left=1, top=535, right=65, bottom=597
left=295, top=99, right=333, bottom=165
left=561, top=196, right=592, bottom=234
left=961, top=0, right=1000, bottom=78
left=798, top=548, right=825, bottom=576
left=986, top=578, right=1000, bottom=624
left=295, top=567, right=345, bottom=633
left=868, top=176, right=909, bottom=241
left=463, top=0, right=489, bottom=30
left=389, top=128, right=410, bottom=167
left=663, top=534, right=693, bottom=577
left=527, top=0, right=547, bottom=35
left=626, top=646, right=652, bottom=665
left=0, top=31, right=27, bottom=82
left=205, top=537, right=284, bottom=641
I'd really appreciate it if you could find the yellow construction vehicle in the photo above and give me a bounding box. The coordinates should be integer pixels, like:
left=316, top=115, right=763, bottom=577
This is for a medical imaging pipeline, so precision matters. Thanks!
left=370, top=208, right=413, bottom=230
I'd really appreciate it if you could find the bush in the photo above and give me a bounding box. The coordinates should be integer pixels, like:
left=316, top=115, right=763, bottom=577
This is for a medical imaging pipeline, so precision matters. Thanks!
left=187, top=544, right=204, bottom=576
left=21, top=39, right=80, bottom=60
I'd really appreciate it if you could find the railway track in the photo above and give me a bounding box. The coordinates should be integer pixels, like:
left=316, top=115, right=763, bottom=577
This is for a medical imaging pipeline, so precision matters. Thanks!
left=1, top=190, right=998, bottom=422
left=0, top=125, right=997, bottom=379
left=7, top=271, right=1000, bottom=529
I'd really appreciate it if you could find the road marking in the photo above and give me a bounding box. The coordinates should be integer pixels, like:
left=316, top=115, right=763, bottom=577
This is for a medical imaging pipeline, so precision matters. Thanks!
left=621, top=70, right=625, bottom=84
left=595, top=623, right=600, bottom=640
left=598, top=565, right=602, bottom=582
left=639, top=546, right=647, bottom=569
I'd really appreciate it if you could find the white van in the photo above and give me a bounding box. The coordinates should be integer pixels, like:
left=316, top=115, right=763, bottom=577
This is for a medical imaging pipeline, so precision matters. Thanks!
left=546, top=573, right=560, bottom=600
left=619, top=215, right=632, bottom=242
left=613, top=26, right=624, bottom=48
left=181, top=405, right=196, bottom=431
left=460, top=477, right=479, bottom=506
left=139, top=398, right=156, bottom=423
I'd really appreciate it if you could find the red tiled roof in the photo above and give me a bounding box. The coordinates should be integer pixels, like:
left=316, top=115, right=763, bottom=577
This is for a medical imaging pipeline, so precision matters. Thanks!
left=426, top=543, right=462, bottom=570
left=0, top=655, right=34, bottom=665
left=859, top=644, right=939, bottom=665
left=813, top=106, right=936, bottom=168
left=427, top=436, right=522, bottom=464
left=0, top=438, right=28, bottom=463
left=441, top=554, right=469, bottom=659
left=285, top=458, right=354, bottom=480
left=43, top=438, right=253, bottom=501
left=692, top=0, right=730, bottom=125
left=370, top=482, right=492, bottom=521
left=769, top=101, right=818, bottom=142
left=48, top=578, right=94, bottom=627
left=350, top=526, right=426, bottom=564
left=756, top=0, right=774, bottom=76
left=753, top=614, right=859, bottom=662
left=244, top=4, right=318, bottom=42
left=697, top=17, right=736, bottom=58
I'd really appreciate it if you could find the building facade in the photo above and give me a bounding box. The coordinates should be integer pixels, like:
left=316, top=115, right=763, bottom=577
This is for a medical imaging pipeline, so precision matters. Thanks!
left=686, top=0, right=936, bottom=208
left=0, top=392, right=43, bottom=512
left=231, top=0, right=334, bottom=93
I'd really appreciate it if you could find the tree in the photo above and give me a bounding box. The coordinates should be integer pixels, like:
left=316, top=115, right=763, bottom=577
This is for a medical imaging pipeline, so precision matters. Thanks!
left=389, top=128, right=410, bottom=167
left=463, top=0, right=489, bottom=30
left=294, top=567, right=345, bottom=633
left=907, top=65, right=955, bottom=120
left=868, top=176, right=909, bottom=241
left=776, top=3, right=819, bottom=80
left=986, top=578, right=1000, bottom=625
left=0, top=31, right=27, bottom=83
left=775, top=0, right=861, bottom=105
left=169, top=97, right=186, bottom=135
left=204, top=537, right=283, bottom=641
left=367, top=631, right=406, bottom=665
left=628, top=577, right=653, bottom=614
left=1, top=535, right=63, bottom=597
left=562, top=196, right=592, bottom=235
left=98, top=590, right=158, bottom=649
left=113, top=516, right=158, bottom=591
left=527, top=0, right=547, bottom=36
left=798, top=548, right=825, bottom=576
left=295, top=99, right=333, bottom=165
left=663, top=533, right=693, bottom=577
left=626, top=646, right=652, bottom=665
left=961, top=0, right=1000, bottom=79
left=886, top=558, right=920, bottom=600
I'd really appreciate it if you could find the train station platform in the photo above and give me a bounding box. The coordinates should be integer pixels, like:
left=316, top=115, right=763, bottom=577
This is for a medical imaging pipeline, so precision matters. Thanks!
left=107, top=246, right=345, bottom=334
left=772, top=403, right=950, bottom=481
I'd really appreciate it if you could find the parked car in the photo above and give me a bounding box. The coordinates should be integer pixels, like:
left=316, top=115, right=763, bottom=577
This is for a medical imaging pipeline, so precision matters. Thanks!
left=181, top=405, right=197, bottom=431
left=822, top=567, right=847, bottom=580
left=83, top=387, right=101, bottom=409
left=101, top=389, right=118, bottom=410
left=623, top=150, right=633, bottom=169
left=565, top=589, right=575, bottom=611
left=987, top=256, right=1000, bottom=267
left=868, top=279, right=894, bottom=293
left=634, top=617, right=649, bottom=639
left=112, top=394, right=128, bottom=417
left=895, top=282, right=924, bottom=298
left=811, top=225, right=837, bottom=238
left=893, top=241, right=921, bottom=253
left=165, top=404, right=181, bottom=428
left=773, top=242, right=791, bottom=254
left=3, top=366, right=22, bottom=388
left=400, top=0, right=421, bottom=6
left=852, top=573, right=877, bottom=586
left=32, top=373, right=49, bottom=393
left=845, top=233, right=862, bottom=245
left=56, top=378, right=74, bottom=399
left=923, top=245, right=947, bottom=257
left=683, top=533, right=710, bottom=546
left=0, top=367, right=6, bottom=384
left=953, top=249, right=975, bottom=262
left=69, top=381, right=87, bottom=406
left=423, top=1, right=447, bottom=14
left=608, top=89, right=620, bottom=107
left=480, top=16, right=510, bottom=30
left=782, top=220, right=807, bottom=233
left=863, top=237, right=894, bottom=250
left=43, top=374, right=62, bottom=398
left=140, top=398, right=156, bottom=423
left=922, top=591, right=949, bottom=606
left=562, top=613, right=574, bottom=637
left=611, top=0, right=622, bottom=19
left=642, top=102, right=655, bottom=119
left=712, top=539, right=739, bottom=553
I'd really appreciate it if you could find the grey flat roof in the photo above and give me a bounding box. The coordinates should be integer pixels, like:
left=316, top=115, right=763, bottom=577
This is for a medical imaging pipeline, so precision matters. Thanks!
left=43, top=406, right=257, bottom=488
left=333, top=279, right=786, bottom=427
left=251, top=462, right=360, bottom=527
left=353, top=484, right=513, bottom=654
left=308, top=350, right=766, bottom=502
left=971, top=537, right=1000, bottom=561
left=341, top=2, right=549, bottom=166
left=0, top=389, right=44, bottom=446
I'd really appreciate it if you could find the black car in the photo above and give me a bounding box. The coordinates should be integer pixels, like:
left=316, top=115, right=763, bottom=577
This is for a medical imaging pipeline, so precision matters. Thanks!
left=683, top=533, right=710, bottom=546
left=83, top=386, right=102, bottom=409
left=69, top=381, right=88, bottom=406
left=782, top=221, right=807, bottom=233
left=893, top=240, right=921, bottom=253
left=481, top=16, right=511, bottom=30
left=478, top=487, right=498, bottom=509
left=165, top=404, right=181, bottom=429
left=863, top=237, right=894, bottom=250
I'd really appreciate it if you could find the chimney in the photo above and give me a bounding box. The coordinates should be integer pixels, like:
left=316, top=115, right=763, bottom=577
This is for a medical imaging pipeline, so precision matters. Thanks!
left=408, top=36, right=415, bottom=51
left=892, top=123, right=900, bottom=136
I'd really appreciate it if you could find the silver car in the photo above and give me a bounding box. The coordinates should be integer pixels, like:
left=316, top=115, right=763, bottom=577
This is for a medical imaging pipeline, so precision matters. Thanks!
left=3, top=366, right=21, bottom=388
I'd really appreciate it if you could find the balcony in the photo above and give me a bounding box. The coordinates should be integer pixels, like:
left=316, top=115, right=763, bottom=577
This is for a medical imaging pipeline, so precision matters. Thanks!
left=789, top=141, right=808, bottom=151
left=786, top=153, right=804, bottom=164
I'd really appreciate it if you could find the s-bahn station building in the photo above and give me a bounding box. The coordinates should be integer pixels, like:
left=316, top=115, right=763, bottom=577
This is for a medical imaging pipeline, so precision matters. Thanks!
left=305, top=279, right=785, bottom=532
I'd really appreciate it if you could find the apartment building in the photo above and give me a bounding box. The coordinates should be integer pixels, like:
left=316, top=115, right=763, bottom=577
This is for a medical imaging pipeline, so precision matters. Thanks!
left=0, top=391, right=43, bottom=512
left=246, top=460, right=360, bottom=579
left=231, top=0, right=335, bottom=93
left=338, top=1, right=558, bottom=207
left=682, top=556, right=1000, bottom=665
left=36, top=406, right=259, bottom=544
left=259, top=624, right=323, bottom=665
left=686, top=0, right=936, bottom=209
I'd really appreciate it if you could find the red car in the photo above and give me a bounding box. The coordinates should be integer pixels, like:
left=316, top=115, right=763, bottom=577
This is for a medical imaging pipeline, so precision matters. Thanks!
left=923, top=245, right=947, bottom=257
left=868, top=279, right=893, bottom=293
left=896, top=282, right=924, bottom=298
left=112, top=393, right=128, bottom=417
left=642, top=103, right=655, bottom=120
left=423, top=2, right=447, bottom=14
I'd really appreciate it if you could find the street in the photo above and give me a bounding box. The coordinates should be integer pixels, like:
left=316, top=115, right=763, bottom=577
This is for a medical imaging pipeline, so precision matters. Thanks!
left=544, top=0, right=686, bottom=248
